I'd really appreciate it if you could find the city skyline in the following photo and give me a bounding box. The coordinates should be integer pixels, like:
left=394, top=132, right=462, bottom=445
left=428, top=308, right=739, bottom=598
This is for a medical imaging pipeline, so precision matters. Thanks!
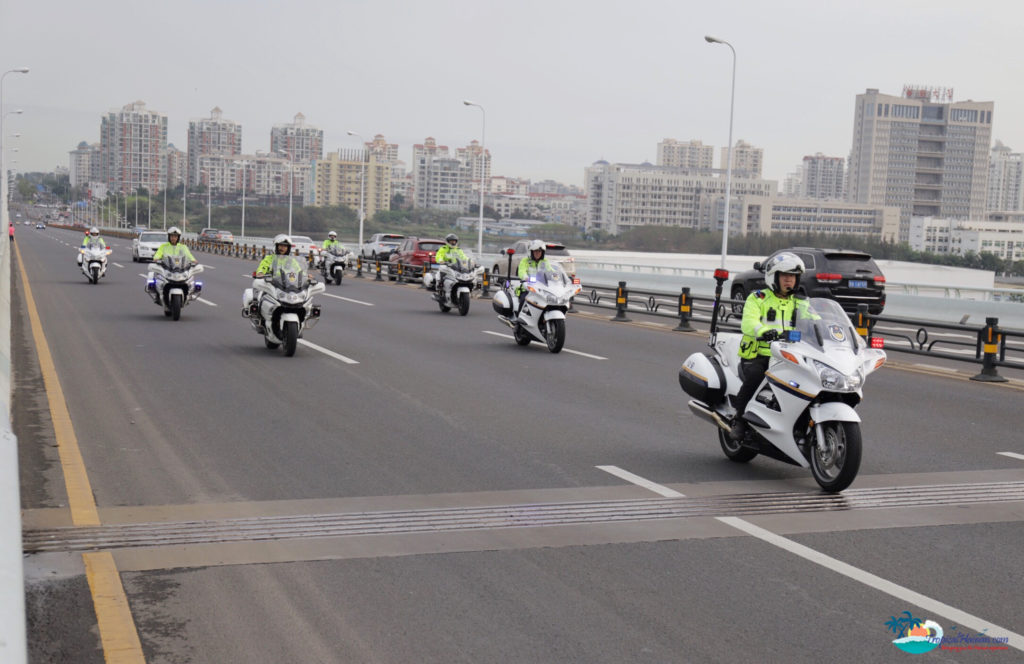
left=2, top=0, right=1022, bottom=188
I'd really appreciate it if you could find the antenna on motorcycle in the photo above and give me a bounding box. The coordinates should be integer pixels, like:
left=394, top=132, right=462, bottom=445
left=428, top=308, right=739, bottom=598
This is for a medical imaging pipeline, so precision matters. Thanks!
left=708, top=268, right=730, bottom=346
left=504, top=248, right=515, bottom=286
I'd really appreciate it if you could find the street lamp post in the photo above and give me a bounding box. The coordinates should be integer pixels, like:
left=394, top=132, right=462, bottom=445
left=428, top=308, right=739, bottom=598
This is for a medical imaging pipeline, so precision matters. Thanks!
left=346, top=131, right=366, bottom=252
left=1, top=67, right=29, bottom=233
left=462, top=100, right=486, bottom=259
left=233, top=160, right=249, bottom=239
left=200, top=169, right=211, bottom=229
left=276, top=150, right=294, bottom=236
left=705, top=35, right=736, bottom=269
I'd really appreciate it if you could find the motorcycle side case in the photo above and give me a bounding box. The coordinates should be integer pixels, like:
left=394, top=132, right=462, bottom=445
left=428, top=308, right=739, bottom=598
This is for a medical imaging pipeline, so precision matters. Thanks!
left=492, top=290, right=513, bottom=317
left=423, top=271, right=435, bottom=288
left=678, top=352, right=726, bottom=405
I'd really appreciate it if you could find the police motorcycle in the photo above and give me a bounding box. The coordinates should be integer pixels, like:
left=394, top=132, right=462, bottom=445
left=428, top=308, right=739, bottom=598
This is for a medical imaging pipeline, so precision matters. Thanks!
left=491, top=249, right=581, bottom=353
left=320, top=244, right=352, bottom=285
left=145, top=254, right=205, bottom=321
left=79, top=238, right=111, bottom=284
left=243, top=257, right=325, bottom=357
left=677, top=270, right=886, bottom=492
left=424, top=257, right=484, bottom=315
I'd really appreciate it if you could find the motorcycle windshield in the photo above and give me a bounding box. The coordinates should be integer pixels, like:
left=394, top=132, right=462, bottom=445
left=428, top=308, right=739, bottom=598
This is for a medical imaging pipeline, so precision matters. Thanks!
left=85, top=240, right=105, bottom=251
left=527, top=263, right=570, bottom=288
left=449, top=257, right=476, bottom=273
left=794, top=298, right=863, bottom=351
left=327, top=246, right=347, bottom=256
left=271, top=261, right=309, bottom=293
left=160, top=254, right=189, bottom=272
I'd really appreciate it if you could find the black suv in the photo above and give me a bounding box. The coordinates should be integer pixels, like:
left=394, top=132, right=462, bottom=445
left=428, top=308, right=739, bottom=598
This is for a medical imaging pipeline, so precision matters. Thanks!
left=730, top=247, right=886, bottom=316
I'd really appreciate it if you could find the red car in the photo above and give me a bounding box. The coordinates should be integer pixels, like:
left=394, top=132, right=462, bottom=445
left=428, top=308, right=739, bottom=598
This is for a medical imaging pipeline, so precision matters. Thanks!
left=388, top=237, right=445, bottom=282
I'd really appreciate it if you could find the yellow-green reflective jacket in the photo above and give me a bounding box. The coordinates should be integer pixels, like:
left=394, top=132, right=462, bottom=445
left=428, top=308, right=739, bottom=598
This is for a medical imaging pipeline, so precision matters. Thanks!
left=257, top=254, right=305, bottom=277
left=435, top=245, right=467, bottom=264
left=739, top=290, right=811, bottom=359
left=152, top=242, right=195, bottom=262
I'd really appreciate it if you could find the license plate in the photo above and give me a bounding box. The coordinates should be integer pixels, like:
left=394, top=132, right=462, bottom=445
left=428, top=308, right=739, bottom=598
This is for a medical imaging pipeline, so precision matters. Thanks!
left=848, top=279, right=868, bottom=289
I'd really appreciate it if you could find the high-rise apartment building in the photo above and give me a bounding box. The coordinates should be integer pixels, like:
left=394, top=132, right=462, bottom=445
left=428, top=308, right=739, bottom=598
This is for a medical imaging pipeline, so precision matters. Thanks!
left=187, top=107, right=242, bottom=186
left=365, top=134, right=399, bottom=163
left=69, top=141, right=101, bottom=188
left=196, top=153, right=307, bottom=203
left=412, top=137, right=471, bottom=211
left=455, top=139, right=491, bottom=187
left=847, top=87, right=994, bottom=242
left=164, top=144, right=186, bottom=190
left=270, top=113, right=323, bottom=164
left=99, top=101, right=168, bottom=194
left=800, top=153, right=845, bottom=200
left=307, top=149, right=391, bottom=217
left=656, top=139, right=714, bottom=170
left=987, top=141, right=1024, bottom=212
left=721, top=140, right=763, bottom=177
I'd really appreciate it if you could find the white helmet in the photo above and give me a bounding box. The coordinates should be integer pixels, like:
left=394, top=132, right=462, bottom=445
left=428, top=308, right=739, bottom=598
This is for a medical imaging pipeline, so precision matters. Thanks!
left=765, top=252, right=805, bottom=295
left=273, top=233, right=293, bottom=252
left=328, top=231, right=337, bottom=239
left=528, top=239, right=545, bottom=259
left=89, top=226, right=100, bottom=236
left=167, top=226, right=181, bottom=236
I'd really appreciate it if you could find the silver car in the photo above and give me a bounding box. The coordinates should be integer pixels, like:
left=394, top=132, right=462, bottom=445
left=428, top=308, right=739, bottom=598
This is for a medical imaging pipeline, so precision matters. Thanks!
left=132, top=231, right=167, bottom=263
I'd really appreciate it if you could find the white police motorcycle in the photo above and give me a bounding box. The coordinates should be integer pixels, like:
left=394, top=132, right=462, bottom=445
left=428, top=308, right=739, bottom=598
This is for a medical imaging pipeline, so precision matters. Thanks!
left=79, top=239, right=111, bottom=284
left=425, top=257, right=484, bottom=315
left=243, top=260, right=325, bottom=357
left=492, top=257, right=581, bottom=354
left=678, top=271, right=886, bottom=492
left=145, top=254, right=205, bottom=321
left=320, top=244, right=352, bottom=285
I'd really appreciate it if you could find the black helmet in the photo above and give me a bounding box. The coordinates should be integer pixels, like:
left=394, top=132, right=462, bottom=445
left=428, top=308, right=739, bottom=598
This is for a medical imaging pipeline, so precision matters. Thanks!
left=445, top=233, right=458, bottom=245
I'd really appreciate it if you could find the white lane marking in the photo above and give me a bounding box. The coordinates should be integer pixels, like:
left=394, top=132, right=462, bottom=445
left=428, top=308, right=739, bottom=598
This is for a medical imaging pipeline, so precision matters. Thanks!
left=320, top=292, right=374, bottom=306
left=912, top=364, right=960, bottom=373
left=196, top=298, right=217, bottom=307
left=482, top=331, right=608, bottom=360
left=203, top=264, right=216, bottom=269
left=997, top=452, right=1024, bottom=461
left=297, top=340, right=359, bottom=364
left=595, top=466, right=684, bottom=498
left=112, top=262, right=125, bottom=268
left=718, top=516, right=1024, bottom=652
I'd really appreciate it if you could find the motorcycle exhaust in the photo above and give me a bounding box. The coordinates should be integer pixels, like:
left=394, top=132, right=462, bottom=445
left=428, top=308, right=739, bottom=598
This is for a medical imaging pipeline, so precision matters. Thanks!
left=496, top=315, right=515, bottom=329
left=687, top=400, right=732, bottom=432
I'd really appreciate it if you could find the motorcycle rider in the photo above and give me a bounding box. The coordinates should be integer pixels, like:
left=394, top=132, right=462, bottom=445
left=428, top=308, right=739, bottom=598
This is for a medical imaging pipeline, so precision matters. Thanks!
left=322, top=231, right=342, bottom=252
left=78, top=226, right=105, bottom=265
left=432, top=233, right=468, bottom=295
left=245, top=234, right=309, bottom=315
left=730, top=252, right=809, bottom=441
left=152, top=226, right=196, bottom=263
left=514, top=239, right=551, bottom=318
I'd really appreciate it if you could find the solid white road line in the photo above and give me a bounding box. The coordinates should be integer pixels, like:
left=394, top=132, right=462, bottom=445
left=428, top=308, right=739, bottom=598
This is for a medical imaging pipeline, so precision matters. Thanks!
left=997, top=452, right=1024, bottom=461
left=112, top=262, right=125, bottom=268
left=320, top=292, right=374, bottom=306
left=196, top=298, right=217, bottom=307
left=595, top=465, right=685, bottom=498
left=297, top=340, right=359, bottom=364
left=482, top=331, right=608, bottom=360
left=718, top=516, right=1024, bottom=652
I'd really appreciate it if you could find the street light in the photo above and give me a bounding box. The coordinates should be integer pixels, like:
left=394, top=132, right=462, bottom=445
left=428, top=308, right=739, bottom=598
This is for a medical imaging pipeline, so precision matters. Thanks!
left=276, top=150, right=294, bottom=236
left=346, top=131, right=366, bottom=252
left=705, top=35, right=736, bottom=269
left=463, top=100, right=486, bottom=259
left=0, top=67, right=28, bottom=232
left=234, top=159, right=249, bottom=239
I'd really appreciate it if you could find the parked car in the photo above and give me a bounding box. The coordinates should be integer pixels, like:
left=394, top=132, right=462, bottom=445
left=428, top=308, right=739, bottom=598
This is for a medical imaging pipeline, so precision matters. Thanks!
left=361, top=233, right=406, bottom=260
left=730, top=247, right=887, bottom=316
left=490, top=240, right=576, bottom=280
left=388, top=237, right=445, bottom=281
left=132, top=231, right=168, bottom=262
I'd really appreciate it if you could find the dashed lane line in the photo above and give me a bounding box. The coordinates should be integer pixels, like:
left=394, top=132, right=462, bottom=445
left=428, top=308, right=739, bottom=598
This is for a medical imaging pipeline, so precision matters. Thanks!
left=596, top=465, right=685, bottom=497
left=297, top=339, right=359, bottom=364
left=998, top=452, right=1024, bottom=461
left=197, top=298, right=217, bottom=307
left=482, top=331, right=608, bottom=360
left=112, top=262, right=125, bottom=268
left=320, top=292, right=374, bottom=306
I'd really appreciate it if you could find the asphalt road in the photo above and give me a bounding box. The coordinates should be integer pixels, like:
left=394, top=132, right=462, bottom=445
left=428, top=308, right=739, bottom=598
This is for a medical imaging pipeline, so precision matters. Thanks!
left=12, top=214, right=1024, bottom=663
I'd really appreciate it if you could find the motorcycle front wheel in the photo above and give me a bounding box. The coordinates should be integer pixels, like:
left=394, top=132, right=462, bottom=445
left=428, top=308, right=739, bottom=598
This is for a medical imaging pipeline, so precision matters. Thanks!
left=545, top=319, right=566, bottom=353
left=809, top=421, right=862, bottom=493
left=283, top=320, right=299, bottom=357
left=334, top=269, right=343, bottom=285
left=718, top=427, right=757, bottom=463
left=170, top=293, right=183, bottom=321
left=90, top=266, right=99, bottom=284
left=457, top=291, right=470, bottom=316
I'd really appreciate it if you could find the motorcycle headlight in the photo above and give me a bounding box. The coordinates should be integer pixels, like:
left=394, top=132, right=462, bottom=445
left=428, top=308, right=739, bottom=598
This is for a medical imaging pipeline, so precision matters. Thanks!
left=812, top=360, right=862, bottom=392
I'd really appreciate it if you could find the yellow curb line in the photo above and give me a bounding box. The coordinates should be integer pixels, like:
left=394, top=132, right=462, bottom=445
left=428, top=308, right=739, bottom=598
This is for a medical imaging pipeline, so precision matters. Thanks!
left=15, top=243, right=145, bottom=662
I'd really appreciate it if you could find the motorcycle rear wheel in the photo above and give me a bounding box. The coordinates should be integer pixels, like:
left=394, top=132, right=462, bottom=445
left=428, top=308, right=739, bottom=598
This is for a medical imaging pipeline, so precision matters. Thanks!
left=718, top=427, right=758, bottom=463
left=513, top=323, right=531, bottom=346
left=457, top=291, right=470, bottom=316
left=283, top=320, right=299, bottom=357
left=809, top=421, right=862, bottom=493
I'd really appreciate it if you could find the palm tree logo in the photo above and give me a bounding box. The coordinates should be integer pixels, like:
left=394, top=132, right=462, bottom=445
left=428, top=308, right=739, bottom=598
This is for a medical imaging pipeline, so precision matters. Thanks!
left=885, top=611, right=924, bottom=639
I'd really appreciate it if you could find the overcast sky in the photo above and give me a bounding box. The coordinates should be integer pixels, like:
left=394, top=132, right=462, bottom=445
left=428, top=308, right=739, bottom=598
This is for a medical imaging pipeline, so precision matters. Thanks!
left=2, top=0, right=1022, bottom=188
